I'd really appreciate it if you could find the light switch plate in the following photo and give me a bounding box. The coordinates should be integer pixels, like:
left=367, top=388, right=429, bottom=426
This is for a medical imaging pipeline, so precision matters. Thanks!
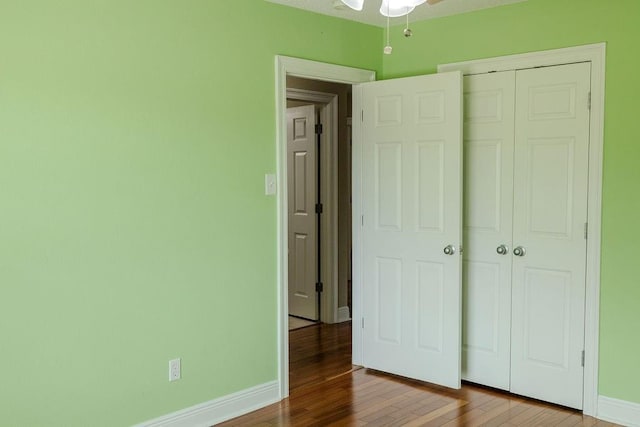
left=265, top=174, right=277, bottom=196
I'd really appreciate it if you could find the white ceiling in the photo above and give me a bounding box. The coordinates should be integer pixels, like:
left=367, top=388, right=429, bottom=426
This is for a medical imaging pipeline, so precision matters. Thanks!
left=266, top=0, right=527, bottom=27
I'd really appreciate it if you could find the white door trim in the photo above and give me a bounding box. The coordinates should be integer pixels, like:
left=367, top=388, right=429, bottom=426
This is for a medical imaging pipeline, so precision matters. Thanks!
left=275, top=56, right=376, bottom=398
left=286, top=88, right=339, bottom=324
left=438, top=42, right=606, bottom=417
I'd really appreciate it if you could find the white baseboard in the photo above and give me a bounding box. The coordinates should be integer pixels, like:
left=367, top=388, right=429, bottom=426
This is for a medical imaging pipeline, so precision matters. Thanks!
left=337, top=306, right=351, bottom=323
left=598, top=395, right=640, bottom=426
left=135, top=381, right=280, bottom=427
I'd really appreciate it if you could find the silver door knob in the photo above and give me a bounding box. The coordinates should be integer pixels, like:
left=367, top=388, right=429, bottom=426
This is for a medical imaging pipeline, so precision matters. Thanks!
left=513, top=246, right=526, bottom=257
left=496, top=244, right=509, bottom=255
left=443, top=245, right=456, bottom=255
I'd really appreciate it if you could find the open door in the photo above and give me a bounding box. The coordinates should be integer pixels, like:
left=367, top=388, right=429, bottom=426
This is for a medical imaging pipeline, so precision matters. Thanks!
left=360, top=71, right=463, bottom=389
left=287, top=105, right=318, bottom=321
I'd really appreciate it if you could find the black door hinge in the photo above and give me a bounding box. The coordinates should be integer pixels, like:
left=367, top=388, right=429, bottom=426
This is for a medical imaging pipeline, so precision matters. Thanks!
left=315, top=123, right=323, bottom=135
left=315, top=203, right=323, bottom=214
left=316, top=282, right=324, bottom=293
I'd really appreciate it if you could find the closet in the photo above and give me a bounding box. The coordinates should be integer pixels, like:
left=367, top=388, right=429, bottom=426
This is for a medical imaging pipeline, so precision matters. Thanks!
left=462, top=62, right=591, bottom=410
left=358, top=60, right=592, bottom=410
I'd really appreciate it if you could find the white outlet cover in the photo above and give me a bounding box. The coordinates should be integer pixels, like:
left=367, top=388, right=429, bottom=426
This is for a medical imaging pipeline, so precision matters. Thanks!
left=169, top=358, right=181, bottom=382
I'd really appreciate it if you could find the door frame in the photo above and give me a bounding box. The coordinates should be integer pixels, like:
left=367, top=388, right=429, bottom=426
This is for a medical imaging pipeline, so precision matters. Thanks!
left=439, top=42, right=606, bottom=417
left=286, top=88, right=338, bottom=323
left=275, top=55, right=376, bottom=397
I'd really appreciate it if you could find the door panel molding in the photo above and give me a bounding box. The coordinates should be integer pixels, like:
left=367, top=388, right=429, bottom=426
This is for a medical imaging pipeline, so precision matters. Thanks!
left=439, top=42, right=606, bottom=416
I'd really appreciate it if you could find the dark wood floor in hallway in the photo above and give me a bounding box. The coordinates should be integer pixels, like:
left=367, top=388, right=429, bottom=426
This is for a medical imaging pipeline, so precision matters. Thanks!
left=289, top=320, right=354, bottom=392
left=219, top=322, right=615, bottom=426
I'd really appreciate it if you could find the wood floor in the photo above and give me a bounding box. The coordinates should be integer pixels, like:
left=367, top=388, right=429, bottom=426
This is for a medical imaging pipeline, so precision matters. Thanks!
left=289, top=320, right=353, bottom=392
left=219, top=322, right=616, bottom=426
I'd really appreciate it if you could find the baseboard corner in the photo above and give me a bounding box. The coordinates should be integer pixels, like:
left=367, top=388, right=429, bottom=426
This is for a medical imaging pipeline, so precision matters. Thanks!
left=135, top=380, right=280, bottom=427
left=597, top=395, right=640, bottom=427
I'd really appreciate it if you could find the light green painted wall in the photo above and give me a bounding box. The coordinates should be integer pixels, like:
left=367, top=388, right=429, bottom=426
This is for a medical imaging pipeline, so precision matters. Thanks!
left=383, top=0, right=640, bottom=405
left=0, top=1, right=380, bottom=426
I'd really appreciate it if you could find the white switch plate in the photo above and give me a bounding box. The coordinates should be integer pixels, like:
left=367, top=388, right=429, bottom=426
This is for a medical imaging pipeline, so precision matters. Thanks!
left=169, top=358, right=181, bottom=382
left=265, top=174, right=277, bottom=196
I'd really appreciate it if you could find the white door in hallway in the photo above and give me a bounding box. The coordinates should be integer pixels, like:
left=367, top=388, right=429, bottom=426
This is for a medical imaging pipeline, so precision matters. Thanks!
left=287, top=105, right=318, bottom=320
left=462, top=70, right=516, bottom=391
left=361, top=71, right=463, bottom=389
left=510, top=62, right=591, bottom=409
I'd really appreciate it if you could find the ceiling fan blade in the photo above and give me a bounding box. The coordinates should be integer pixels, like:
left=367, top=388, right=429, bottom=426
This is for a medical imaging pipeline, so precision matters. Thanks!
left=426, top=0, right=444, bottom=4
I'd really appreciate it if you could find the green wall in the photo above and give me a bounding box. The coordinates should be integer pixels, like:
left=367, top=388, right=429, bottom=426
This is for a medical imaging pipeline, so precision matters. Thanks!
left=382, top=0, right=640, bottom=405
left=0, top=1, right=380, bottom=426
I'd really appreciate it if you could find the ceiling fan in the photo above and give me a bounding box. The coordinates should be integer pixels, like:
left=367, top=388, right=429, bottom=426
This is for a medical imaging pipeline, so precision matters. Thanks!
left=340, top=0, right=444, bottom=17
left=340, top=0, right=446, bottom=54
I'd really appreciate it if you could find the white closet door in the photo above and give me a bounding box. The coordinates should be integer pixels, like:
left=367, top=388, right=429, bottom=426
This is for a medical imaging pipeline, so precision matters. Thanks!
left=510, top=62, right=591, bottom=409
left=287, top=105, right=318, bottom=320
left=361, top=71, right=463, bottom=389
left=462, top=71, right=515, bottom=390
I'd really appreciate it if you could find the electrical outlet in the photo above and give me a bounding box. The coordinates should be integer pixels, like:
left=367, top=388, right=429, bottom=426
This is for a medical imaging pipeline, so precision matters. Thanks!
left=169, top=358, right=181, bottom=382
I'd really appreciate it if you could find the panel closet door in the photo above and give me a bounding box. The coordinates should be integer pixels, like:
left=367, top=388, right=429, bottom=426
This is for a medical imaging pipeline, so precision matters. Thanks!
left=462, top=62, right=591, bottom=409
left=361, top=71, right=463, bottom=389
left=462, top=71, right=515, bottom=391
left=510, top=62, right=591, bottom=410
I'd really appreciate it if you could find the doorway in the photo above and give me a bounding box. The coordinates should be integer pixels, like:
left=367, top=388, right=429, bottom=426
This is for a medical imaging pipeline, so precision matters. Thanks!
left=286, top=76, right=355, bottom=391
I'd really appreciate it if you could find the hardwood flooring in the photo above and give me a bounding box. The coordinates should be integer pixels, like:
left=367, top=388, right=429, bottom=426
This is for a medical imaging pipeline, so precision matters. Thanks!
left=289, top=320, right=353, bottom=392
left=219, top=322, right=616, bottom=426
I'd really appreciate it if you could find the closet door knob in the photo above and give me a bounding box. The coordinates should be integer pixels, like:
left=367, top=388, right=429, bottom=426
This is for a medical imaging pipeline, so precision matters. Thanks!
left=496, top=244, right=509, bottom=255
left=443, top=245, right=456, bottom=256
left=513, top=246, right=526, bottom=257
